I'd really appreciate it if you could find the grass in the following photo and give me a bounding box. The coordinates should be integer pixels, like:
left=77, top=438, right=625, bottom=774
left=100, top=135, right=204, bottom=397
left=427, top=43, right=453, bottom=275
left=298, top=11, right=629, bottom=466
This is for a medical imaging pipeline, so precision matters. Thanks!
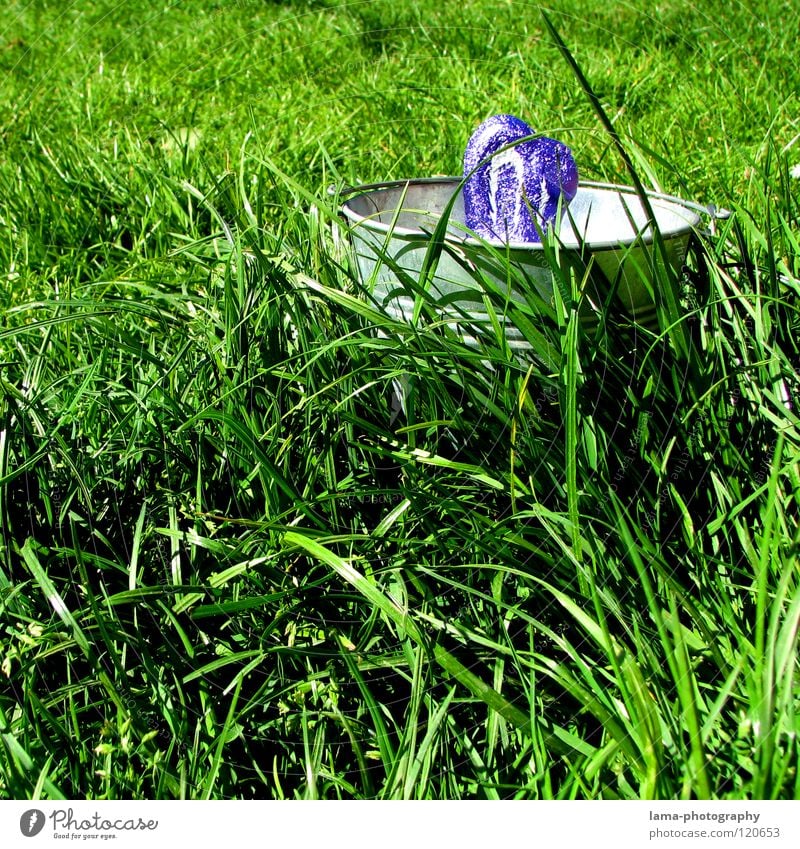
left=0, top=0, right=799, bottom=799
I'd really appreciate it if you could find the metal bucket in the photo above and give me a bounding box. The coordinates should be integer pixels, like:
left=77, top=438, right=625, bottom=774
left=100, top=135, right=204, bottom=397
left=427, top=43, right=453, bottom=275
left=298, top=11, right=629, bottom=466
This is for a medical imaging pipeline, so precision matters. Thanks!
left=340, top=177, right=719, bottom=348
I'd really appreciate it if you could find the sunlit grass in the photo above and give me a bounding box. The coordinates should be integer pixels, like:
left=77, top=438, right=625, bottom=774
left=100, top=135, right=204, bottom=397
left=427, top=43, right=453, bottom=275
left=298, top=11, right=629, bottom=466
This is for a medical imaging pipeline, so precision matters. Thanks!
left=1, top=0, right=799, bottom=800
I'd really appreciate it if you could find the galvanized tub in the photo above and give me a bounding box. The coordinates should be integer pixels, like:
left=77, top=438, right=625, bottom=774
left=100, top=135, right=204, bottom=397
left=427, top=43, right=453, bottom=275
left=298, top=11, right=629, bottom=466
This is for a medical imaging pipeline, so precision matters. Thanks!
left=340, top=177, right=715, bottom=347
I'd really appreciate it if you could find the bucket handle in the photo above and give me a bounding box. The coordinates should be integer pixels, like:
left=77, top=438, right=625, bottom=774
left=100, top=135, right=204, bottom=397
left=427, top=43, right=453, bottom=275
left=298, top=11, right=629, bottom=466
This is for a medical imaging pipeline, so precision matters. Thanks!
left=584, top=180, right=732, bottom=235
left=329, top=179, right=733, bottom=236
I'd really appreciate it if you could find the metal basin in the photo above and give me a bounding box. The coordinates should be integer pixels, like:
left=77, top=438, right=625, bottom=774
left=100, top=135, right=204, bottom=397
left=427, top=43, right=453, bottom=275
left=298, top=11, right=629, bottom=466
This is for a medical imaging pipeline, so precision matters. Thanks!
left=340, top=177, right=710, bottom=346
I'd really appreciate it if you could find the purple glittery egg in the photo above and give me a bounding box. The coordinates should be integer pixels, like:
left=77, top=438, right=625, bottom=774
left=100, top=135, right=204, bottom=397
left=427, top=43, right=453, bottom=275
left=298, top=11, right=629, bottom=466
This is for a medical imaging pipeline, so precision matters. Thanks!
left=463, top=114, right=578, bottom=243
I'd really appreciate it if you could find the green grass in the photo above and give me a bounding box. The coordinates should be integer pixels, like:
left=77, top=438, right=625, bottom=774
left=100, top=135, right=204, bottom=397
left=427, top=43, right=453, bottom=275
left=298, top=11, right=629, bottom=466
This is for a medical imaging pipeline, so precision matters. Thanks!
left=1, top=0, right=799, bottom=799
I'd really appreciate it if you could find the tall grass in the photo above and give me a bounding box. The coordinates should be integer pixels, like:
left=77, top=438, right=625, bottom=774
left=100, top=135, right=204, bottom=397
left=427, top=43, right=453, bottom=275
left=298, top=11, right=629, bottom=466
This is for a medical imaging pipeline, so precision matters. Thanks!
left=1, top=0, right=799, bottom=800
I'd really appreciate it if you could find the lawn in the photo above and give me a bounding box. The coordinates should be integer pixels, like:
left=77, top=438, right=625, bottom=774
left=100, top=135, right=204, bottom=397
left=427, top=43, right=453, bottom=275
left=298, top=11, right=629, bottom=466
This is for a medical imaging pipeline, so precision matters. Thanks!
left=1, top=0, right=799, bottom=799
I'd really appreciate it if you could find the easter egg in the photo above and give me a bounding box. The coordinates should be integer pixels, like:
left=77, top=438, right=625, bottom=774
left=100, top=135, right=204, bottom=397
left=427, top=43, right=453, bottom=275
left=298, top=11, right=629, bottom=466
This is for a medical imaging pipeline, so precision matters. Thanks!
left=463, top=114, right=578, bottom=243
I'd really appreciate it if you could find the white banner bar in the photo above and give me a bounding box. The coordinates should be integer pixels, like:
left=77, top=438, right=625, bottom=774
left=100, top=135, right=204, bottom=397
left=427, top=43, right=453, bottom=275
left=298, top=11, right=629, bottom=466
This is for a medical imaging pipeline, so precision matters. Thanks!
left=2, top=800, right=798, bottom=849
